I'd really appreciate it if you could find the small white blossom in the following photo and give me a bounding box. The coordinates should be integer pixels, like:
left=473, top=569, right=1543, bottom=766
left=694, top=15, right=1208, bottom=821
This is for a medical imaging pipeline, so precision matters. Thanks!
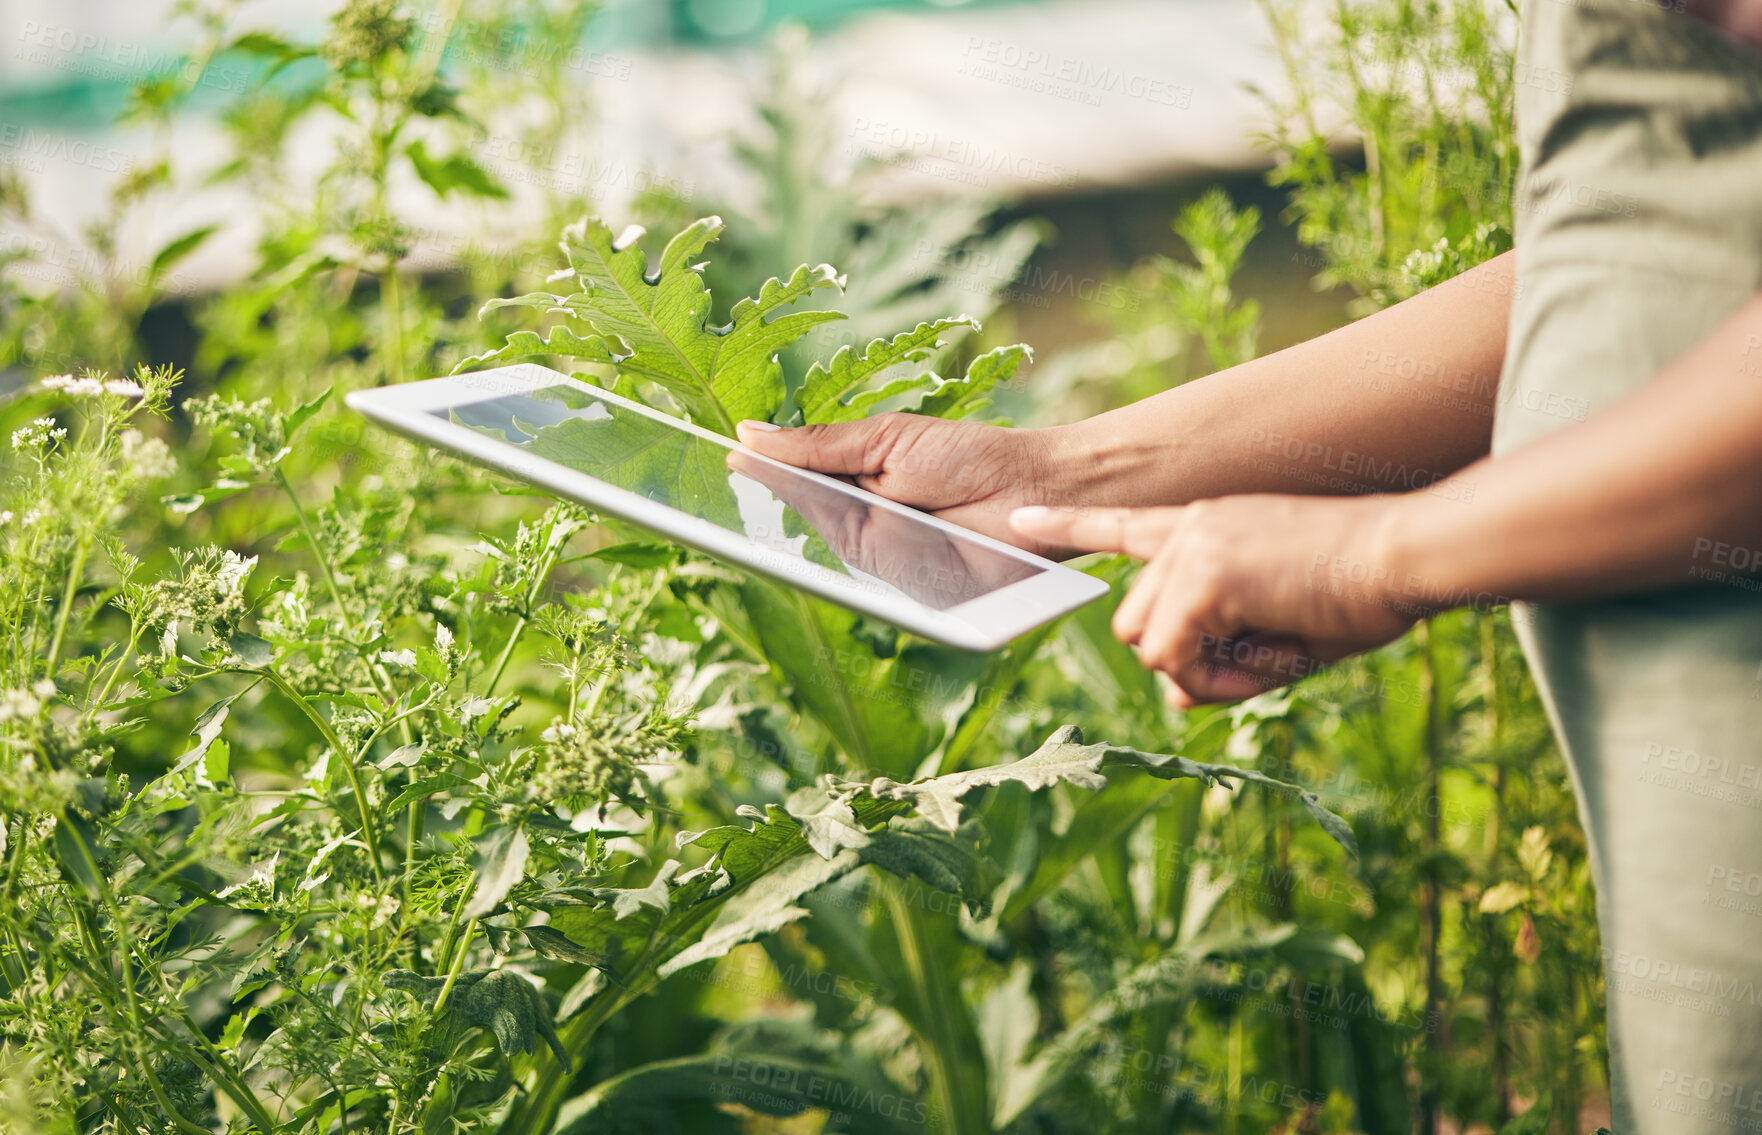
left=0, top=688, right=43, bottom=722
left=378, top=649, right=417, bottom=667
left=119, top=429, right=177, bottom=479
left=0, top=511, right=12, bottom=526
left=41, top=374, right=106, bottom=397
left=103, top=378, right=145, bottom=399
left=11, top=418, right=67, bottom=452
left=435, top=623, right=454, bottom=651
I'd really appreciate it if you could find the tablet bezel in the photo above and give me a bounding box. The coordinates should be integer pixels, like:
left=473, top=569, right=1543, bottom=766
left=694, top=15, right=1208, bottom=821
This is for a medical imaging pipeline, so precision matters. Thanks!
left=343, top=364, right=1109, bottom=650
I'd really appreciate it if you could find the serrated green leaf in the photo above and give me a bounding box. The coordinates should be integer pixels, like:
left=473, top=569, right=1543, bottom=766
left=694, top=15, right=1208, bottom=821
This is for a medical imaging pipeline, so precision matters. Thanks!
left=384, top=773, right=470, bottom=814
left=451, top=326, right=618, bottom=375
left=167, top=692, right=242, bottom=779
left=657, top=847, right=860, bottom=978
left=857, top=823, right=988, bottom=911
left=833, top=724, right=1357, bottom=855
left=795, top=316, right=974, bottom=424
left=549, top=217, right=846, bottom=433
left=913, top=342, right=1029, bottom=420
left=226, top=631, right=275, bottom=668
left=452, top=969, right=570, bottom=1070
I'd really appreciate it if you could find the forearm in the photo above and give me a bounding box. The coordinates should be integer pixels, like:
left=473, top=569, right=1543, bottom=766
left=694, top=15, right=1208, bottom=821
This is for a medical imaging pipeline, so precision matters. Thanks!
left=1385, top=290, right=1762, bottom=605
left=1045, top=250, right=1515, bottom=506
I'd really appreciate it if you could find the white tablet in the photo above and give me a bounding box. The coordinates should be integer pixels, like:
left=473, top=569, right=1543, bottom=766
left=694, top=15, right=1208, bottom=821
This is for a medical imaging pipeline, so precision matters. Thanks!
left=344, top=364, right=1108, bottom=650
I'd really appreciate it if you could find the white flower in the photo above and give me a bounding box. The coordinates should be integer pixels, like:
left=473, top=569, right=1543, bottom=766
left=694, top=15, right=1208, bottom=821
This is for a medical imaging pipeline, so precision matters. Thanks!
left=0, top=511, right=12, bottom=526
left=103, top=378, right=145, bottom=398
left=19, top=508, right=43, bottom=527
left=119, top=429, right=177, bottom=479
left=378, top=649, right=418, bottom=666
left=11, top=418, right=67, bottom=451
left=0, top=688, right=43, bottom=722
left=216, top=551, right=257, bottom=593
left=41, top=374, right=106, bottom=397
left=435, top=623, right=454, bottom=651
left=30, top=679, right=55, bottom=699
left=541, top=721, right=578, bottom=745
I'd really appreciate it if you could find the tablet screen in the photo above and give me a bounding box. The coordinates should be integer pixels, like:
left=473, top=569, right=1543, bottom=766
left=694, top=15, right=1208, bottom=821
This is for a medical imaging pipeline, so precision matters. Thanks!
left=434, top=385, right=1041, bottom=610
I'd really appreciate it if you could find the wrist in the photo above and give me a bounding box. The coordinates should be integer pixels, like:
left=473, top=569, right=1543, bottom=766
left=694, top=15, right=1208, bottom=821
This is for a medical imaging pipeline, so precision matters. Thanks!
left=1038, top=417, right=1161, bottom=507
left=1365, top=489, right=1475, bottom=617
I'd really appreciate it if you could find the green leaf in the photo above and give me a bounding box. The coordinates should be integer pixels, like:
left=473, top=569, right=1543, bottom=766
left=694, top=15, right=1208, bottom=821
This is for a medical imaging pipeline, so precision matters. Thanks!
left=595, top=859, right=680, bottom=920
left=167, top=692, right=242, bottom=779
left=524, top=925, right=619, bottom=974
left=226, top=631, right=275, bottom=668
left=833, top=724, right=1358, bottom=855
left=556, top=1041, right=918, bottom=1135
left=913, top=343, right=1030, bottom=421
left=148, top=225, right=217, bottom=288
left=406, top=140, right=511, bottom=200
left=794, top=316, right=974, bottom=424
left=454, top=969, right=570, bottom=1070
left=857, top=823, right=988, bottom=911
left=51, top=810, right=105, bottom=900
left=547, top=216, right=846, bottom=433
left=656, top=846, right=860, bottom=978
left=464, top=826, right=530, bottom=919
left=587, top=542, right=677, bottom=569
left=385, top=773, right=469, bottom=813
left=452, top=326, right=619, bottom=374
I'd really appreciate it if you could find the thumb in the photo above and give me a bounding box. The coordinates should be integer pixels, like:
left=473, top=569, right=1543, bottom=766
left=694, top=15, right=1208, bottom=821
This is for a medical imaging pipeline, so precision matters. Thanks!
left=736, top=416, right=906, bottom=477
left=1009, top=505, right=1179, bottom=560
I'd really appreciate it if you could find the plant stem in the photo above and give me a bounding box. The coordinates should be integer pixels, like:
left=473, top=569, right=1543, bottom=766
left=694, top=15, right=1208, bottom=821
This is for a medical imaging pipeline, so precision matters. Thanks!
left=881, top=882, right=975, bottom=1135
left=44, top=535, right=89, bottom=679
left=248, top=667, right=384, bottom=880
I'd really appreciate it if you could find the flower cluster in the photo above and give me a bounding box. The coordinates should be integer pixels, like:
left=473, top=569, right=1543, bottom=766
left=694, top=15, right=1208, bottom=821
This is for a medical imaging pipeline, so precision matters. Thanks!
left=138, top=548, right=259, bottom=661
left=40, top=374, right=144, bottom=399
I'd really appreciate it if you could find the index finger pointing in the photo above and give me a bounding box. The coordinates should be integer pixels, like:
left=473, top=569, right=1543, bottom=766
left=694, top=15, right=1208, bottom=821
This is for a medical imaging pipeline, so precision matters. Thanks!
left=1009, top=505, right=1178, bottom=560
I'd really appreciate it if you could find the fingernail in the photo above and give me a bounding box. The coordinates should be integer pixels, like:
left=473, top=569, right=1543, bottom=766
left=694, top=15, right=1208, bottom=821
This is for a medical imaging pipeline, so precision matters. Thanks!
left=1010, top=505, right=1051, bottom=525
left=739, top=420, right=782, bottom=433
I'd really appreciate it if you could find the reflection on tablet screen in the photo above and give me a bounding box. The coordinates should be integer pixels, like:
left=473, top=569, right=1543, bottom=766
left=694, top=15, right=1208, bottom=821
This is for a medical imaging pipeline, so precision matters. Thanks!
left=435, top=386, right=1039, bottom=611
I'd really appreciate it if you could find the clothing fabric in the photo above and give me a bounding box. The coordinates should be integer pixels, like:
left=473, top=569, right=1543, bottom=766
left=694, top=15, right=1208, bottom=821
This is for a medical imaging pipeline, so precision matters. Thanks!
left=1498, top=1, right=1762, bottom=1129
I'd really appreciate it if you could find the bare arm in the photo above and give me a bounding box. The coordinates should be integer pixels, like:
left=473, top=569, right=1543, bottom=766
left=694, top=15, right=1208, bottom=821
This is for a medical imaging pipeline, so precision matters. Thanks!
left=1386, top=289, right=1762, bottom=602
left=1012, top=285, right=1762, bottom=705
left=1047, top=250, right=1514, bottom=505
left=739, top=251, right=1515, bottom=548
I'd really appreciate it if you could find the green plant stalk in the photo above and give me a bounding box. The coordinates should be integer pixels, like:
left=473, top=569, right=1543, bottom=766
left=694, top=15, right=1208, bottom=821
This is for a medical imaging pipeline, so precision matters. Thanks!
left=248, top=666, right=384, bottom=879
left=881, top=882, right=982, bottom=1135
left=43, top=533, right=89, bottom=679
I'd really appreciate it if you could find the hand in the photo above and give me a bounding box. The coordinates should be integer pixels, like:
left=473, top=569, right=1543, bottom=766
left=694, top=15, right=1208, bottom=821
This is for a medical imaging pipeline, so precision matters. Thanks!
left=1010, top=494, right=1427, bottom=706
left=735, top=414, right=1072, bottom=556
left=724, top=448, right=1037, bottom=605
